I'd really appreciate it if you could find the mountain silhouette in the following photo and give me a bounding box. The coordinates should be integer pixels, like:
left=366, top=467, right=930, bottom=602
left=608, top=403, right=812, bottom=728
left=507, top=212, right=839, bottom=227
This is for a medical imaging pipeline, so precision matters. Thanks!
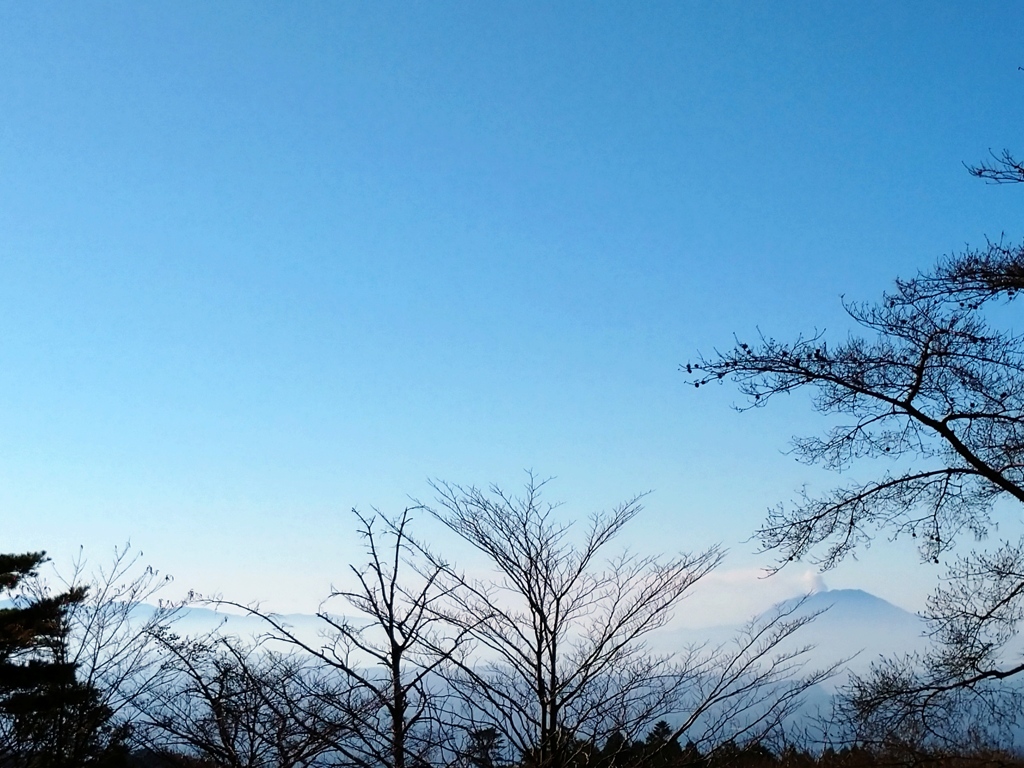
left=652, top=588, right=928, bottom=677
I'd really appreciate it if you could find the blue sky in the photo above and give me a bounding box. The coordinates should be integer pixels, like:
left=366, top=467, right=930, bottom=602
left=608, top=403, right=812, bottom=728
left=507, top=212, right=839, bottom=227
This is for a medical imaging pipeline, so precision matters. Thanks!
left=2, top=2, right=1023, bottom=617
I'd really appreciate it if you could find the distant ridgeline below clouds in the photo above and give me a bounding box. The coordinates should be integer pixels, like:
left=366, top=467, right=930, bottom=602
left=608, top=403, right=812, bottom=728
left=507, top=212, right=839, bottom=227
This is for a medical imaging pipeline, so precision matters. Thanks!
left=3, top=584, right=926, bottom=675
left=15, top=589, right=990, bottom=740
left=111, top=588, right=931, bottom=677
left=156, top=589, right=939, bottom=741
left=655, top=588, right=928, bottom=679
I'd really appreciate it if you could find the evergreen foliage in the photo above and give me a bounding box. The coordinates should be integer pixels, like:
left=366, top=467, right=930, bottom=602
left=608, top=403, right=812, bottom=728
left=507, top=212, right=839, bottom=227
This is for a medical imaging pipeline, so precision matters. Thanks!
left=0, top=551, right=129, bottom=767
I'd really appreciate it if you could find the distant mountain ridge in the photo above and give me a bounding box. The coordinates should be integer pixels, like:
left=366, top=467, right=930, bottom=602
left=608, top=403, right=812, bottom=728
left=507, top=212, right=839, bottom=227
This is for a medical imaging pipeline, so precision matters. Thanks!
left=651, top=588, right=928, bottom=678
left=3, top=588, right=931, bottom=672
left=781, top=588, right=917, bottom=620
left=1, top=589, right=944, bottom=741
left=775, top=589, right=928, bottom=673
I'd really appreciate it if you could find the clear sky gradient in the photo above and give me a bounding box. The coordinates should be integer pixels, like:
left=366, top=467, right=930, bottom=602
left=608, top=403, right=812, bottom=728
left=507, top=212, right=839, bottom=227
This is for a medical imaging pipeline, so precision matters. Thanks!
left=2, top=3, right=1023, bottom=618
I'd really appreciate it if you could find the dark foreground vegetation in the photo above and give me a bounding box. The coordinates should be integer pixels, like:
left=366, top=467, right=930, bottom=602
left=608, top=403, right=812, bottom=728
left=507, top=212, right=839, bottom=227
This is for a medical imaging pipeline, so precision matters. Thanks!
left=121, top=736, right=1024, bottom=768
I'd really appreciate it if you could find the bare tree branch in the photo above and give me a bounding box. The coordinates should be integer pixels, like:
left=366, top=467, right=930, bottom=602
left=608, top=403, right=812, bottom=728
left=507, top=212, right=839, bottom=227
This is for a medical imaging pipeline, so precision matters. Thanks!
left=415, top=474, right=829, bottom=768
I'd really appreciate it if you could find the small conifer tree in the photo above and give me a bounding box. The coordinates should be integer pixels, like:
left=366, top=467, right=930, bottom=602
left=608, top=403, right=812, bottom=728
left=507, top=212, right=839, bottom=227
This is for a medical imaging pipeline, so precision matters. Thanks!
left=0, top=551, right=128, bottom=767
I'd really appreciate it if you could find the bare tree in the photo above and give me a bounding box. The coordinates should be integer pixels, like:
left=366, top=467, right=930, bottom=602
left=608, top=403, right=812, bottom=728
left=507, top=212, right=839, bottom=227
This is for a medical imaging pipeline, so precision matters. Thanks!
left=688, top=285, right=1024, bottom=570
left=968, top=148, right=1024, bottom=186
left=900, top=239, right=1024, bottom=307
left=418, top=475, right=831, bottom=768
left=2, top=545, right=184, bottom=764
left=837, top=542, right=1024, bottom=752
left=215, top=508, right=468, bottom=768
left=40, top=545, right=184, bottom=733
left=686, top=163, right=1024, bottom=746
left=138, top=634, right=345, bottom=768
left=905, top=147, right=1024, bottom=304
left=666, top=597, right=838, bottom=754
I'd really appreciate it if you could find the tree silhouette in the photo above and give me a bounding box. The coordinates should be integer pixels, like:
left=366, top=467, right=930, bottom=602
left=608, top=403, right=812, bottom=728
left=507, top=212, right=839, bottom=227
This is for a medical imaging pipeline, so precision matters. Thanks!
left=644, top=721, right=682, bottom=768
left=464, top=727, right=505, bottom=768
left=0, top=551, right=129, bottom=767
left=139, top=635, right=343, bottom=768
left=419, top=475, right=831, bottom=768
left=688, top=146, right=1024, bottom=748
left=214, top=508, right=468, bottom=768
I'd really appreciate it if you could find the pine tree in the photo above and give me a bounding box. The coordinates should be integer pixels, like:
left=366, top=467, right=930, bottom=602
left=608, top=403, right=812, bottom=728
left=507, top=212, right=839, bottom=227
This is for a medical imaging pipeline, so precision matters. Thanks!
left=0, top=551, right=129, bottom=767
left=644, top=721, right=682, bottom=768
left=466, top=728, right=504, bottom=768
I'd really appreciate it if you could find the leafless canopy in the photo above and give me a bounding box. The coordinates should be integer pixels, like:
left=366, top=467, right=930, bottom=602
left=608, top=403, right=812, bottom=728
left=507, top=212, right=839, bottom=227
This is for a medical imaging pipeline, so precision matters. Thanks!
left=213, top=508, right=468, bottom=768
left=687, top=214, right=1024, bottom=745
left=49, top=546, right=183, bottom=725
left=690, top=283, right=1024, bottom=570
left=903, top=238, right=1024, bottom=307
left=418, top=475, right=830, bottom=768
left=138, top=635, right=344, bottom=768
left=968, top=149, right=1024, bottom=186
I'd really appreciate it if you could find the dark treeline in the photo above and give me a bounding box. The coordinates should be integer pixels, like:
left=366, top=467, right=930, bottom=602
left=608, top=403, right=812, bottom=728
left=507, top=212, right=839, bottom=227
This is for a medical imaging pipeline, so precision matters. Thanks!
left=123, top=729, right=1024, bottom=768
